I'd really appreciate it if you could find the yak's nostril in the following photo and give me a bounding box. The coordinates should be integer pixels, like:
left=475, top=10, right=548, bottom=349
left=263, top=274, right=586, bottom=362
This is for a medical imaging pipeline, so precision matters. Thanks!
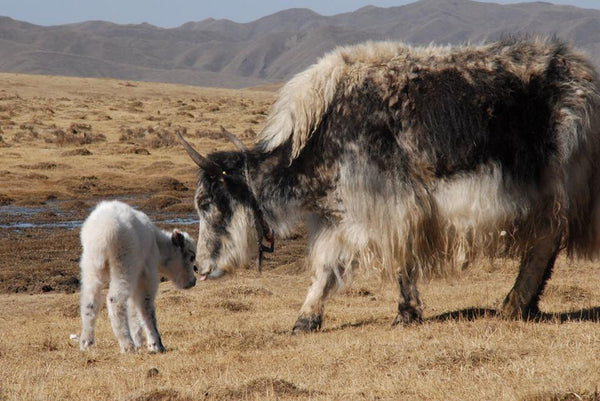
left=193, top=265, right=199, bottom=273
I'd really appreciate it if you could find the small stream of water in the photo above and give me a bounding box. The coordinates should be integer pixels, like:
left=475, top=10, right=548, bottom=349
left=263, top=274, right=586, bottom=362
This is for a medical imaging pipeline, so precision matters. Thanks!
left=0, top=200, right=197, bottom=230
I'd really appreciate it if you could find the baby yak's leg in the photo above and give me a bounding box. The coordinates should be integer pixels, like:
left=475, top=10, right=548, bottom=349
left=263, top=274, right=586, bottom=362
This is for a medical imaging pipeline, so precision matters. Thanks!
left=127, top=297, right=143, bottom=349
left=106, top=260, right=137, bottom=353
left=131, top=273, right=165, bottom=353
left=79, top=252, right=107, bottom=350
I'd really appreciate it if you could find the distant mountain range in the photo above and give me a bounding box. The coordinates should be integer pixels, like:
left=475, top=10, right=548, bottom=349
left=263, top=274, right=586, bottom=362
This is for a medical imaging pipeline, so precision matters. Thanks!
left=1, top=0, right=599, bottom=88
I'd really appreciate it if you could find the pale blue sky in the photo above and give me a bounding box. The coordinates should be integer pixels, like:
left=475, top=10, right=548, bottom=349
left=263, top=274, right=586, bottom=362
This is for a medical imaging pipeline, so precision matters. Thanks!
left=1, top=0, right=599, bottom=27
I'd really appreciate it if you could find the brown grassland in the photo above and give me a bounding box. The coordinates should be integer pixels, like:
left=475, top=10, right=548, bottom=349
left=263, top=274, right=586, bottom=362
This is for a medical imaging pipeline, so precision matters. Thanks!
left=0, top=72, right=599, bottom=401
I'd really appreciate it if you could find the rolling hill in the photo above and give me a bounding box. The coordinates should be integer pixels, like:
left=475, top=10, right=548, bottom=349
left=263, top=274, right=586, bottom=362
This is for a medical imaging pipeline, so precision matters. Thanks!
left=0, top=0, right=599, bottom=87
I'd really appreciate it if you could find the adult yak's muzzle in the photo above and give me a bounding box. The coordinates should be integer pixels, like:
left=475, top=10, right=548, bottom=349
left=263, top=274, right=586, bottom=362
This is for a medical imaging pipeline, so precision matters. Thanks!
left=197, top=263, right=226, bottom=281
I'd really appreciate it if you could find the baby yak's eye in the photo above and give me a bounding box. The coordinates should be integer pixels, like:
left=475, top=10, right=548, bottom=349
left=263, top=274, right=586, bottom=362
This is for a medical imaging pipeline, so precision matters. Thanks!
left=189, top=254, right=196, bottom=262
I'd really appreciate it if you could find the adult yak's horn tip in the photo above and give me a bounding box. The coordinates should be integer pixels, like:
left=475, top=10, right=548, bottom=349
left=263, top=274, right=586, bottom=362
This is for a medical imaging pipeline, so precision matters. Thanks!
left=176, top=130, right=222, bottom=176
left=219, top=126, right=248, bottom=152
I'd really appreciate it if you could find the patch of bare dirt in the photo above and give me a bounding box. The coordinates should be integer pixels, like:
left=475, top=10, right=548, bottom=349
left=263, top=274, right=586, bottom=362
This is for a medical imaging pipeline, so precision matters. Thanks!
left=162, top=202, right=195, bottom=214
left=152, top=177, right=189, bottom=192
left=144, top=196, right=182, bottom=211
left=0, top=227, right=80, bottom=293
left=60, top=199, right=92, bottom=212
left=0, top=194, right=13, bottom=206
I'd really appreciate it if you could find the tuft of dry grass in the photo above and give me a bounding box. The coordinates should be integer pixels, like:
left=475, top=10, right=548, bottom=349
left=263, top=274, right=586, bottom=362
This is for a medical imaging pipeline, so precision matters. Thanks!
left=60, top=147, right=93, bottom=156
left=45, top=126, right=107, bottom=146
left=212, top=377, right=317, bottom=400
left=119, top=127, right=181, bottom=149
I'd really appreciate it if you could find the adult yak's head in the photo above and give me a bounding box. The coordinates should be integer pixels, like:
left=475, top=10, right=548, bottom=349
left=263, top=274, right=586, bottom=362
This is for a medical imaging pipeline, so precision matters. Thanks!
left=177, top=129, right=274, bottom=280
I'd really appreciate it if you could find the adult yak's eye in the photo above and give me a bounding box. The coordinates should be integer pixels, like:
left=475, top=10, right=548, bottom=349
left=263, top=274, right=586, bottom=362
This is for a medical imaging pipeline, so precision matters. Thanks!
left=195, top=193, right=211, bottom=212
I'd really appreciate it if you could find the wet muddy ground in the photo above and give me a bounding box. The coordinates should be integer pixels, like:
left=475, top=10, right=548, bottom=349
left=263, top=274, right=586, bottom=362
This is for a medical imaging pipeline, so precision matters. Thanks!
left=0, top=195, right=307, bottom=294
left=0, top=72, right=282, bottom=295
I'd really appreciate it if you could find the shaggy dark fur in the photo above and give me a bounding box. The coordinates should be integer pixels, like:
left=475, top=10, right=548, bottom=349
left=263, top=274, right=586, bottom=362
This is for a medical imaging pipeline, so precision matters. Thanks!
left=180, top=38, right=600, bottom=332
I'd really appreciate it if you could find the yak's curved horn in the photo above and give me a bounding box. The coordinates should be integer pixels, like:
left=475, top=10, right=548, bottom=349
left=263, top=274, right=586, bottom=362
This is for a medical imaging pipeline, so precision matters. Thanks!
left=220, top=126, right=248, bottom=152
left=176, top=131, right=223, bottom=176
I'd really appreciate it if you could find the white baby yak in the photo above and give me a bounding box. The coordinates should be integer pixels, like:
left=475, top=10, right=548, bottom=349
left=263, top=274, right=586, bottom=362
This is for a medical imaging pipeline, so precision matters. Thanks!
left=78, top=200, right=197, bottom=353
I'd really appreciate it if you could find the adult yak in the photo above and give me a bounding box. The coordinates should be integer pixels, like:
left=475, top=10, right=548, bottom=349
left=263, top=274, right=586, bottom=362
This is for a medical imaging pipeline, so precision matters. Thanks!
left=178, top=38, right=600, bottom=333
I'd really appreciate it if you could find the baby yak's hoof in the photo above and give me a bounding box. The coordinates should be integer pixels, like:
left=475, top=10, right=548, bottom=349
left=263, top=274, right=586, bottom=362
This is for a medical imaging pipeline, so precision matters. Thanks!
left=148, top=341, right=166, bottom=353
left=79, top=338, right=94, bottom=350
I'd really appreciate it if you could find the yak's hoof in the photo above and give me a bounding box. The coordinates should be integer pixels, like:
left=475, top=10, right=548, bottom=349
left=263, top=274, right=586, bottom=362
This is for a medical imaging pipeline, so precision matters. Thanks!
left=501, top=291, right=542, bottom=320
left=120, top=342, right=137, bottom=354
left=501, top=302, right=540, bottom=320
left=392, top=306, right=423, bottom=326
left=291, top=315, right=322, bottom=335
left=148, top=341, right=166, bottom=353
left=79, top=338, right=94, bottom=350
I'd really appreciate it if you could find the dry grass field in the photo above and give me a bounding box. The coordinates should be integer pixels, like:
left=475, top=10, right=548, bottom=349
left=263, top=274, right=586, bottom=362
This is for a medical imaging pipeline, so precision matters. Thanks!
left=0, top=72, right=599, bottom=401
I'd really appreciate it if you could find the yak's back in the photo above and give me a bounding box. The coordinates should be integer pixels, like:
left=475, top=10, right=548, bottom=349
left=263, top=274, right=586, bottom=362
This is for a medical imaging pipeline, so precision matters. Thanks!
left=81, top=201, right=156, bottom=259
left=257, top=38, right=600, bottom=181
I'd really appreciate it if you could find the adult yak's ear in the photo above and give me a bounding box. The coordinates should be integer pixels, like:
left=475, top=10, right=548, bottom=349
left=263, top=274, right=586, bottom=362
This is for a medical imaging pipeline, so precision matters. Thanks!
left=176, top=131, right=223, bottom=177
left=171, top=229, right=185, bottom=249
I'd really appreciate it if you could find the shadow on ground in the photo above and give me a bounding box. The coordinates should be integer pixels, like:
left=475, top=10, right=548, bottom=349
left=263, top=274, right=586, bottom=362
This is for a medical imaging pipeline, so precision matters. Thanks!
left=429, top=307, right=600, bottom=323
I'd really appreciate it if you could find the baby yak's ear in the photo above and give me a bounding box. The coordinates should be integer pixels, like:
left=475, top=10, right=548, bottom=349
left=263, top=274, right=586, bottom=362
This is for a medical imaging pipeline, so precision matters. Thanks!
left=171, top=229, right=185, bottom=248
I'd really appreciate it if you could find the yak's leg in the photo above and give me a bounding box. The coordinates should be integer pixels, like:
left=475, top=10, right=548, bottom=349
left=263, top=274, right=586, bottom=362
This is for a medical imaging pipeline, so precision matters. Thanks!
left=137, top=294, right=165, bottom=353
left=392, top=266, right=423, bottom=326
left=106, top=282, right=136, bottom=353
left=127, top=297, right=143, bottom=349
left=106, top=258, right=139, bottom=353
left=501, top=235, right=561, bottom=319
left=293, top=220, right=359, bottom=334
left=132, top=272, right=165, bottom=353
left=292, top=249, right=357, bottom=335
left=79, top=254, right=108, bottom=350
left=292, top=262, right=338, bottom=334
